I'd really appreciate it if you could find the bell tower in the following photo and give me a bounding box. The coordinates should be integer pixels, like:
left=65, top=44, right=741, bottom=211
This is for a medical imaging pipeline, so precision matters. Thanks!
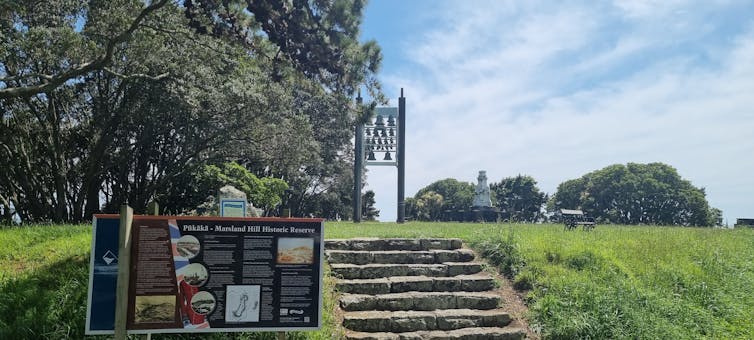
left=353, top=89, right=406, bottom=223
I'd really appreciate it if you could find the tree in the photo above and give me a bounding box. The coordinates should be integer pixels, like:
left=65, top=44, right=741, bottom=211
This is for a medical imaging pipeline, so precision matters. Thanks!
left=490, top=175, right=546, bottom=222
left=361, top=190, right=380, bottom=221
left=1, top=1, right=381, bottom=223
left=1, top=0, right=382, bottom=101
left=413, top=178, right=474, bottom=220
left=184, top=0, right=383, bottom=99
left=549, top=163, right=719, bottom=226
left=408, top=191, right=443, bottom=221
left=0, top=0, right=171, bottom=99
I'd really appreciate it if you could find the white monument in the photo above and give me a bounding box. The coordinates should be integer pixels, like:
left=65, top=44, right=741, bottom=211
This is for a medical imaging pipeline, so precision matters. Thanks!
left=472, top=170, right=492, bottom=207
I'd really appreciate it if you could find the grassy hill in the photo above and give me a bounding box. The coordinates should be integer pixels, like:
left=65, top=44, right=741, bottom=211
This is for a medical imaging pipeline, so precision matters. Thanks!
left=2, top=222, right=753, bottom=339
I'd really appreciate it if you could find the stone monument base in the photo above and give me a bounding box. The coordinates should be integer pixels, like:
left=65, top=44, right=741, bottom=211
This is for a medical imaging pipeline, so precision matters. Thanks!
left=467, top=206, right=499, bottom=222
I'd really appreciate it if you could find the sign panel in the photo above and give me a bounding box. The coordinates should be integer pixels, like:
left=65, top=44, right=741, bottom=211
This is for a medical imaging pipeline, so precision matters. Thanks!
left=220, top=199, right=247, bottom=217
left=86, top=215, right=324, bottom=334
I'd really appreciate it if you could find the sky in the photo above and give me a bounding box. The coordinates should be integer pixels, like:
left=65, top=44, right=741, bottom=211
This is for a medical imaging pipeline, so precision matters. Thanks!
left=358, top=0, right=754, bottom=225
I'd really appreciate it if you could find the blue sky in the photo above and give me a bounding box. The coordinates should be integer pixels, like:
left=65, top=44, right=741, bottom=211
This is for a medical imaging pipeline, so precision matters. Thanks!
left=359, top=0, right=754, bottom=225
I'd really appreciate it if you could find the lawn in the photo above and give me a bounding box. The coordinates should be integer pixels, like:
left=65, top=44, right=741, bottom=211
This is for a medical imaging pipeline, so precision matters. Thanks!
left=327, top=222, right=754, bottom=339
left=1, top=222, right=753, bottom=339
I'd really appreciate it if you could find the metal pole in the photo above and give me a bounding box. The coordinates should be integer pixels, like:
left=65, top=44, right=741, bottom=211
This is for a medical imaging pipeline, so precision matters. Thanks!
left=353, top=94, right=363, bottom=222
left=397, top=88, right=406, bottom=223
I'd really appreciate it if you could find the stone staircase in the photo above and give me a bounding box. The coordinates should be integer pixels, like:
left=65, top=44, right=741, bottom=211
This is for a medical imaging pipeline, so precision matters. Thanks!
left=325, top=238, right=527, bottom=340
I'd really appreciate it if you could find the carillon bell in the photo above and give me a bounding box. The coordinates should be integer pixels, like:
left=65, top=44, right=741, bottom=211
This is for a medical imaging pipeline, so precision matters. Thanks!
left=387, top=115, right=396, bottom=127
left=366, top=151, right=376, bottom=161
left=383, top=152, right=392, bottom=161
left=388, top=128, right=394, bottom=137
left=375, top=114, right=385, bottom=127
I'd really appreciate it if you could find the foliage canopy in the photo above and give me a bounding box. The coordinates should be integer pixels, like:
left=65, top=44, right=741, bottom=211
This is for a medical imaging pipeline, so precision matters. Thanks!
left=549, top=162, right=720, bottom=226
left=0, top=0, right=381, bottom=223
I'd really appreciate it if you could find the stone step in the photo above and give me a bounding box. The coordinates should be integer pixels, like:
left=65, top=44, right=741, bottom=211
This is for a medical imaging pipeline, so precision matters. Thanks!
left=343, top=309, right=512, bottom=332
left=325, top=238, right=463, bottom=251
left=340, top=292, right=500, bottom=311
left=344, top=327, right=527, bottom=340
left=336, top=274, right=496, bottom=294
left=330, top=262, right=483, bottom=279
left=326, top=249, right=476, bottom=265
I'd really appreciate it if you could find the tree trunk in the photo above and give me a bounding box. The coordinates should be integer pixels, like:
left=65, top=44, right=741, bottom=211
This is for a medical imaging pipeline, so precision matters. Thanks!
left=48, top=95, right=68, bottom=222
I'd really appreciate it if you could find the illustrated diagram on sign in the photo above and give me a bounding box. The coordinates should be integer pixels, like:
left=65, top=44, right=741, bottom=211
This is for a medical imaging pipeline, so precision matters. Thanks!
left=176, top=235, right=201, bottom=259
left=277, top=238, right=314, bottom=264
left=225, top=285, right=260, bottom=323
left=134, top=295, right=176, bottom=323
left=190, top=291, right=216, bottom=315
left=183, top=263, right=208, bottom=287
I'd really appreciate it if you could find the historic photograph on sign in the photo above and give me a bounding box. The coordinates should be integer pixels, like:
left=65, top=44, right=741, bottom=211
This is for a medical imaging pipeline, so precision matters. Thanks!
left=190, top=291, right=216, bottom=315
left=225, top=285, right=261, bottom=323
left=183, top=263, right=208, bottom=287
left=277, top=238, right=314, bottom=264
left=134, top=295, right=176, bottom=323
left=176, top=235, right=201, bottom=259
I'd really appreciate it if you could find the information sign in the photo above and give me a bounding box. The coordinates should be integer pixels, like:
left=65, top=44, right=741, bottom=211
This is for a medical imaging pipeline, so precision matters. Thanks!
left=86, top=215, right=324, bottom=334
left=220, top=199, right=247, bottom=217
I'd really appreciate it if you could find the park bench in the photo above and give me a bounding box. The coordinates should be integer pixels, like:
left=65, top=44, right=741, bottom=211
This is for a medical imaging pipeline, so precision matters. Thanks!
left=560, top=209, right=596, bottom=231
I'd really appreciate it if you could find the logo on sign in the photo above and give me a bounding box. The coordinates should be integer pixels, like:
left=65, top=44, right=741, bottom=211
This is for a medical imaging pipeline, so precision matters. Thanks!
left=102, top=250, right=117, bottom=265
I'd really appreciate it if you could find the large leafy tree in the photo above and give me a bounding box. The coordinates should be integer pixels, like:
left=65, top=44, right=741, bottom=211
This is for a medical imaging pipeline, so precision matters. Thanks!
left=549, top=163, right=719, bottom=226
left=0, top=0, right=381, bottom=223
left=490, top=175, right=546, bottom=223
left=408, top=179, right=474, bottom=221
left=1, top=0, right=382, bottom=100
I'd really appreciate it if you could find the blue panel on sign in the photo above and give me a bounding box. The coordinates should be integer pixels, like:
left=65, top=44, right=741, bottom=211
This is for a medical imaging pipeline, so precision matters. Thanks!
left=88, top=217, right=120, bottom=331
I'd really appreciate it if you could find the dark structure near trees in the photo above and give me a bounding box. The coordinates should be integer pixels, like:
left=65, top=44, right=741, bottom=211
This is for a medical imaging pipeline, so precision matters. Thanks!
left=353, top=90, right=406, bottom=223
left=559, top=209, right=596, bottom=231
left=735, top=218, right=754, bottom=228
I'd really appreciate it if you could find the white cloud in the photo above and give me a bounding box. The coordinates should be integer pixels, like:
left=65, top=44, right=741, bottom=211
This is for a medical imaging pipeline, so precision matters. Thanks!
left=365, top=1, right=754, bottom=225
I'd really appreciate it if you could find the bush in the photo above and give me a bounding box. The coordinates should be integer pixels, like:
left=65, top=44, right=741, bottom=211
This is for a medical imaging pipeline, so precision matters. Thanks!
left=473, top=227, right=525, bottom=278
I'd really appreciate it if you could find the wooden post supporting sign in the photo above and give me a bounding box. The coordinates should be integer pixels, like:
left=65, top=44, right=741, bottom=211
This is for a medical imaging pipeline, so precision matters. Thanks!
left=114, top=205, right=133, bottom=340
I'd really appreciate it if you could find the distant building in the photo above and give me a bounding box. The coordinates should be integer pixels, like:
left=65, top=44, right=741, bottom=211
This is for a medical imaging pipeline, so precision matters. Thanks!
left=734, top=218, right=754, bottom=228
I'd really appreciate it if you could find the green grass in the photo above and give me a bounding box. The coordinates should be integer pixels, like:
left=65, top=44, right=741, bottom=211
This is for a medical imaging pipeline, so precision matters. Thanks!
left=326, top=222, right=754, bottom=339
left=2, top=222, right=753, bottom=339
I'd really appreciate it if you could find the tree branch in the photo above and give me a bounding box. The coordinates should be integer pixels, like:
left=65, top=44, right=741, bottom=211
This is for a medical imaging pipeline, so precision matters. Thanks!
left=102, top=67, right=169, bottom=81
left=0, top=0, right=169, bottom=99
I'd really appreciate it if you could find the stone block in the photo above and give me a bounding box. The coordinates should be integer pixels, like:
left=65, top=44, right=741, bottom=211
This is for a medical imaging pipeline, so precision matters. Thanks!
left=455, top=293, right=500, bottom=310
left=340, top=294, right=377, bottom=311
left=327, top=250, right=373, bottom=264
left=379, top=293, right=415, bottom=310
left=337, top=278, right=391, bottom=294
left=390, top=312, right=435, bottom=332
left=377, top=251, right=436, bottom=264
left=421, top=238, right=452, bottom=250
left=458, top=275, right=495, bottom=291
left=351, top=238, right=386, bottom=251
left=442, top=249, right=476, bottom=263
left=345, top=331, right=400, bottom=340
left=343, top=313, right=391, bottom=332
left=385, top=238, right=422, bottom=251
left=433, top=277, right=462, bottom=291
left=412, top=293, right=456, bottom=310
left=408, top=264, right=447, bottom=277
left=331, top=264, right=361, bottom=279
left=390, top=276, right=433, bottom=292
left=445, top=262, right=482, bottom=276
left=361, top=264, right=410, bottom=279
